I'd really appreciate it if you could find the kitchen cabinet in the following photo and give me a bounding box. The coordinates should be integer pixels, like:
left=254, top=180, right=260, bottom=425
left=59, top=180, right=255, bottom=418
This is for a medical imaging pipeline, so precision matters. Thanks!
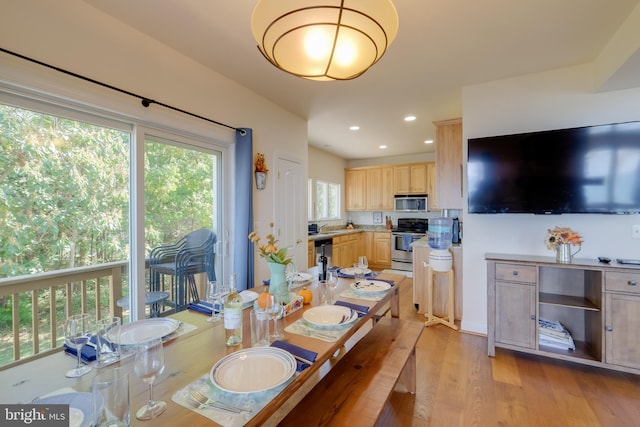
left=372, top=232, right=391, bottom=269
left=333, top=233, right=360, bottom=268
left=426, top=162, right=438, bottom=211
left=434, top=118, right=462, bottom=209
left=366, top=167, right=394, bottom=210
left=360, top=231, right=373, bottom=262
left=308, top=240, right=314, bottom=268
left=354, top=231, right=391, bottom=271
left=393, top=163, right=428, bottom=194
left=345, top=169, right=366, bottom=210
left=487, top=253, right=640, bottom=375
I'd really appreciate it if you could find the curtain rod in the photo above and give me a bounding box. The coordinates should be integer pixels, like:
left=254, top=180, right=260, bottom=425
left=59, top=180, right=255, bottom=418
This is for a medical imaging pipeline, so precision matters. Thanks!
left=1, top=47, right=246, bottom=135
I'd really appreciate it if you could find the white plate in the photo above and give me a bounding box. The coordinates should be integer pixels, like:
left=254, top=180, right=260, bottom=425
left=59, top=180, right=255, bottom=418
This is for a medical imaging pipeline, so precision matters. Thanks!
left=110, top=318, right=180, bottom=345
left=33, top=392, right=93, bottom=427
left=350, top=280, right=392, bottom=294
left=240, top=290, right=259, bottom=308
left=210, top=347, right=296, bottom=393
left=339, top=267, right=372, bottom=276
left=303, top=305, right=357, bottom=329
left=290, top=272, right=312, bottom=282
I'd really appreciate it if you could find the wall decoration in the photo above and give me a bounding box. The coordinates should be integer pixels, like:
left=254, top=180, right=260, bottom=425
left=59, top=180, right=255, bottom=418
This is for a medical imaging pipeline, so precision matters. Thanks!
left=254, top=153, right=268, bottom=190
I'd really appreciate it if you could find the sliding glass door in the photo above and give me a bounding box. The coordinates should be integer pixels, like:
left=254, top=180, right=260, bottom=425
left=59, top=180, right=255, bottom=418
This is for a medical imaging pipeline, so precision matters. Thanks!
left=143, top=134, right=222, bottom=315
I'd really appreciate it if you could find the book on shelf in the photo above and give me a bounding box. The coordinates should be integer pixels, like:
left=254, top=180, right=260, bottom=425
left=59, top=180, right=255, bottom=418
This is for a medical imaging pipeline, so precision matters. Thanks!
left=538, top=318, right=575, bottom=350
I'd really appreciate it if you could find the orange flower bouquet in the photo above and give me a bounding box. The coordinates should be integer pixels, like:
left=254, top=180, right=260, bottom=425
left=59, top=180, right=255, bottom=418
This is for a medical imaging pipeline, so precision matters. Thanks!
left=544, top=226, right=583, bottom=250
left=254, top=153, right=268, bottom=173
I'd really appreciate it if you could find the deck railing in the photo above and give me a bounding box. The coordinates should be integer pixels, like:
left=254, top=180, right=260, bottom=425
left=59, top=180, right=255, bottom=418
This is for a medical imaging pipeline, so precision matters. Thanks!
left=0, top=262, right=127, bottom=370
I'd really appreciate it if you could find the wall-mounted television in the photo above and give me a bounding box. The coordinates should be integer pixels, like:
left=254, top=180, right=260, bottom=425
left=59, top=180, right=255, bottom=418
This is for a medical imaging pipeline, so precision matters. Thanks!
left=467, top=121, right=640, bottom=214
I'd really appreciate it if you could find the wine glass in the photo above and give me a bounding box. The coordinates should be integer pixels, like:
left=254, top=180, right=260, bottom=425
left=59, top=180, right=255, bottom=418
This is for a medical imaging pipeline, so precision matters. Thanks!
left=134, top=338, right=167, bottom=420
left=265, top=295, right=284, bottom=341
left=64, top=313, right=93, bottom=378
left=206, top=281, right=224, bottom=323
left=327, top=270, right=339, bottom=304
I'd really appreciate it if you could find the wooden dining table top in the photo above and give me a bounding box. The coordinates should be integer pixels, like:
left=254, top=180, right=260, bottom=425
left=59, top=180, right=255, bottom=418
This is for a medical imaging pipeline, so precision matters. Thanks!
left=0, top=272, right=406, bottom=426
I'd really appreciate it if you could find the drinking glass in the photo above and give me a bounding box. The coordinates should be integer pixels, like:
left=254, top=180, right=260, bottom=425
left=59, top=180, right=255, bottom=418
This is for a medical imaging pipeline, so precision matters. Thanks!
left=327, top=270, right=339, bottom=304
left=134, top=338, right=167, bottom=420
left=206, top=281, right=225, bottom=323
left=95, top=316, right=121, bottom=368
left=265, top=295, right=284, bottom=341
left=358, top=256, right=369, bottom=272
left=64, top=313, right=93, bottom=378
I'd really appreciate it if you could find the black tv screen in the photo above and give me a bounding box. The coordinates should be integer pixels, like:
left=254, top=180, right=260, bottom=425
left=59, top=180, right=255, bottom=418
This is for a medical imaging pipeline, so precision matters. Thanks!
left=467, top=121, right=640, bottom=214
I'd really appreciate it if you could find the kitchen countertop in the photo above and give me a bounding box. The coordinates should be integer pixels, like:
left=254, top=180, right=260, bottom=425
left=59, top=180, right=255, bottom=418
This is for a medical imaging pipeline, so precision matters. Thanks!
left=308, top=227, right=391, bottom=241
left=411, top=236, right=462, bottom=249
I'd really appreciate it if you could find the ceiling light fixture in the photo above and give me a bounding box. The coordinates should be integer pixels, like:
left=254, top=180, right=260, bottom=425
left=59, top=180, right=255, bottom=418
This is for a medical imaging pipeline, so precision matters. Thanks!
left=379, top=145, right=387, bottom=149
left=251, top=0, right=399, bottom=81
left=404, top=115, right=416, bottom=122
left=349, top=125, right=360, bottom=131
left=424, top=139, right=434, bottom=144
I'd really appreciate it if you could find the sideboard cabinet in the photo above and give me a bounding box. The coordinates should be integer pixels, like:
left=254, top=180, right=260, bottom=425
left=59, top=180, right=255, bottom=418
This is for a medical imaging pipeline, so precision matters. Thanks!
left=487, top=253, right=640, bottom=375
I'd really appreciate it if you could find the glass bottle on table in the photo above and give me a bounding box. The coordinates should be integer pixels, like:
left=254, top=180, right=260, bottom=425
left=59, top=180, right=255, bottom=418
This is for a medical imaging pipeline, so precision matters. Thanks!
left=224, top=273, right=243, bottom=346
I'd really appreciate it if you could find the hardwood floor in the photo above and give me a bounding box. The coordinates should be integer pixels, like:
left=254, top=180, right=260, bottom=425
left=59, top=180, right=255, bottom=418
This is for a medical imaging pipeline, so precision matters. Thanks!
left=377, top=277, right=640, bottom=427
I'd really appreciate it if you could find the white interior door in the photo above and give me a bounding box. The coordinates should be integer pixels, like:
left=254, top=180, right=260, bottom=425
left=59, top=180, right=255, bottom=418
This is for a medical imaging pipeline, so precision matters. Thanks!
left=274, top=155, right=305, bottom=266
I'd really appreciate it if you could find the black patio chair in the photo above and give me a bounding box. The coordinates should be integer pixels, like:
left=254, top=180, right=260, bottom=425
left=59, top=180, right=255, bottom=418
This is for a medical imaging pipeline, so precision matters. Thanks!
left=148, top=228, right=216, bottom=312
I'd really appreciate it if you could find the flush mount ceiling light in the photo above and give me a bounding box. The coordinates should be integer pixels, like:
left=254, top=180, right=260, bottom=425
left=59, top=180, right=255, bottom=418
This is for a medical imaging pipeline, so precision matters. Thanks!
left=251, top=0, right=399, bottom=81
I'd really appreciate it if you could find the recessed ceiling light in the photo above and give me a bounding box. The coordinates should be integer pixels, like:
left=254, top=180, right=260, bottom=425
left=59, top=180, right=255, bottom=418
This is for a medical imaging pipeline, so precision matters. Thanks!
left=404, top=115, right=416, bottom=122
left=379, top=145, right=387, bottom=149
left=424, top=139, right=434, bottom=144
left=349, top=125, right=360, bottom=131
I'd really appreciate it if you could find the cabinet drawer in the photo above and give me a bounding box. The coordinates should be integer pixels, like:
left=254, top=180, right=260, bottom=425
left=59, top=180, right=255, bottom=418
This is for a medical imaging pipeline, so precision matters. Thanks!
left=495, top=263, right=536, bottom=284
left=605, top=271, right=640, bottom=294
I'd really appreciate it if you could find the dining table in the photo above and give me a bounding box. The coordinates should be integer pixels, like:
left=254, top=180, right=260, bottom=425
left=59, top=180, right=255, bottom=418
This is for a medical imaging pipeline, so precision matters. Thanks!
left=0, top=271, right=406, bottom=426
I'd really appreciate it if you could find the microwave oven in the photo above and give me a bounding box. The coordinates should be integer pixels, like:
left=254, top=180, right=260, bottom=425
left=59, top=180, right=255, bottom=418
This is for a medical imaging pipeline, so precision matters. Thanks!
left=394, top=194, right=428, bottom=212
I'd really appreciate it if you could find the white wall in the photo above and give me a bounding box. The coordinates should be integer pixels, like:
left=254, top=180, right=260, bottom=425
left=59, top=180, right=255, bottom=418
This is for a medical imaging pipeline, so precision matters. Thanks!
left=0, top=0, right=308, bottom=287
left=461, top=63, right=640, bottom=334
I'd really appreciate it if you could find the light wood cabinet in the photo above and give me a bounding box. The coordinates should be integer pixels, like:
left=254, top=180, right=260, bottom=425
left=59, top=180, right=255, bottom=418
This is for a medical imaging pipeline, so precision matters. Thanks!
left=487, top=253, right=640, bottom=375
left=434, top=118, right=462, bottom=209
left=332, top=233, right=360, bottom=268
left=345, top=169, right=366, bottom=210
left=352, top=231, right=391, bottom=271
left=366, top=167, right=394, bottom=210
left=308, top=240, right=314, bottom=268
left=393, top=163, right=428, bottom=194
left=372, top=232, right=391, bottom=268
left=426, top=162, right=438, bottom=211
left=345, top=162, right=430, bottom=211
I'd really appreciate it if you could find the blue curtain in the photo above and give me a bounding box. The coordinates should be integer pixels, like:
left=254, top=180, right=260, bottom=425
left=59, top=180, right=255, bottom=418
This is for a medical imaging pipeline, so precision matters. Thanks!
left=233, top=128, right=254, bottom=290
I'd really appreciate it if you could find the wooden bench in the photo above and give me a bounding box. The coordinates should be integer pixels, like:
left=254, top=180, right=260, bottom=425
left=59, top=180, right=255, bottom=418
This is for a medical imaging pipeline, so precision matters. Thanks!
left=281, top=316, right=424, bottom=426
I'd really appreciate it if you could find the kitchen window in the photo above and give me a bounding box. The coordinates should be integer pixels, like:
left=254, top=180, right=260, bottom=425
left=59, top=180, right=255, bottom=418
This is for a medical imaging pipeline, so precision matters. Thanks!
left=309, top=179, right=340, bottom=220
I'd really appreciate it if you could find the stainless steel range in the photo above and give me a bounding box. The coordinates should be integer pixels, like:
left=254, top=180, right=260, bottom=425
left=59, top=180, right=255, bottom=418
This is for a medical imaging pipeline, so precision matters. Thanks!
left=391, top=218, right=428, bottom=271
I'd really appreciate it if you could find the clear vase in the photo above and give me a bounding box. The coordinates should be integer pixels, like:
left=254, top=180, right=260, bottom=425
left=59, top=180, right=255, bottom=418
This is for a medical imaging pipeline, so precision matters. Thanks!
left=267, top=262, right=290, bottom=304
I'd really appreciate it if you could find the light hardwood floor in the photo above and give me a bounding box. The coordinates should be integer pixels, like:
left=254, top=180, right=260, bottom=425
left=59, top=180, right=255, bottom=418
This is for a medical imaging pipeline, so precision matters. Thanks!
left=377, top=277, right=640, bottom=427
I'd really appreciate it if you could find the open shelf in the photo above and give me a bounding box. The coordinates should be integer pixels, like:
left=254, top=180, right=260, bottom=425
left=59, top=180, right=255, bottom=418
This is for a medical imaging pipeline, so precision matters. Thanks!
left=539, top=340, right=598, bottom=361
left=539, top=292, right=600, bottom=311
